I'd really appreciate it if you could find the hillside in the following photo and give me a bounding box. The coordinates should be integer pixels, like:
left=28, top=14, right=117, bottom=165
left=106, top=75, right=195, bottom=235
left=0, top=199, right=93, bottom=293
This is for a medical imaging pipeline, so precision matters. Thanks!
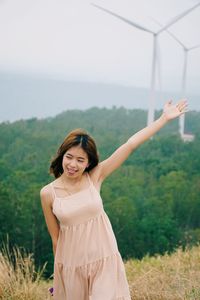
left=0, top=107, right=200, bottom=277
left=1, top=72, right=200, bottom=122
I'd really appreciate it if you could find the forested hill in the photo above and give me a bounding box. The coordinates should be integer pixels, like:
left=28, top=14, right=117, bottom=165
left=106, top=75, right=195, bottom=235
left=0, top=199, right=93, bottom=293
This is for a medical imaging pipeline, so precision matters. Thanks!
left=0, top=107, right=200, bottom=277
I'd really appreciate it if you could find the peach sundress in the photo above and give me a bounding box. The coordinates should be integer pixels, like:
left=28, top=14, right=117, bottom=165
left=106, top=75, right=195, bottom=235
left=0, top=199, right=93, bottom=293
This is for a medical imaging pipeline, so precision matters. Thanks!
left=50, top=173, right=131, bottom=300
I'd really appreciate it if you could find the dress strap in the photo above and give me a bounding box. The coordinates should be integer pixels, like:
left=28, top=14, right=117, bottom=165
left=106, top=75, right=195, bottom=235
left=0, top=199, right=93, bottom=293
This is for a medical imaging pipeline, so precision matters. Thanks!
left=50, top=183, right=57, bottom=199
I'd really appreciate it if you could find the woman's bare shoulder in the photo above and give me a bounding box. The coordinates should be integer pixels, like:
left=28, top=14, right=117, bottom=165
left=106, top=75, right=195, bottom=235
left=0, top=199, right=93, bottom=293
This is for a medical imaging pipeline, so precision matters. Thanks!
left=40, top=184, right=50, bottom=196
left=89, top=164, right=100, bottom=179
left=40, top=182, right=55, bottom=205
left=89, top=164, right=104, bottom=190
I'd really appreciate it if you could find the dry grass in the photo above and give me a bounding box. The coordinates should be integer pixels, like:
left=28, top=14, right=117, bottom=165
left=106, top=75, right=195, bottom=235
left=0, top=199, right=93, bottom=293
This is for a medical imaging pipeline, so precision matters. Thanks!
left=0, top=243, right=50, bottom=300
left=1, top=244, right=200, bottom=299
left=125, top=245, right=200, bottom=300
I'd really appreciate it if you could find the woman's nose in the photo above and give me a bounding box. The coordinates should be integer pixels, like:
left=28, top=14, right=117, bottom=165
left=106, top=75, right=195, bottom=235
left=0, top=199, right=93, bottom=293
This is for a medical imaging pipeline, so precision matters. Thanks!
left=69, top=159, right=77, bottom=168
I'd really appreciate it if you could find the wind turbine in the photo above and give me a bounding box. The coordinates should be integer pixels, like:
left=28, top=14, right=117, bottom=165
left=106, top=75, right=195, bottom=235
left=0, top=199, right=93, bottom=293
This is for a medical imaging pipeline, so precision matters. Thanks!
left=152, top=18, right=200, bottom=141
left=166, top=36, right=199, bottom=141
left=91, top=2, right=200, bottom=126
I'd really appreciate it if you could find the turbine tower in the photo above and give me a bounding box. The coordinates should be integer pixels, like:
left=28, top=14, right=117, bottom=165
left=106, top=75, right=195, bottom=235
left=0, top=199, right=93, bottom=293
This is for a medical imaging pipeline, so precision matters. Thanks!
left=92, top=2, right=200, bottom=126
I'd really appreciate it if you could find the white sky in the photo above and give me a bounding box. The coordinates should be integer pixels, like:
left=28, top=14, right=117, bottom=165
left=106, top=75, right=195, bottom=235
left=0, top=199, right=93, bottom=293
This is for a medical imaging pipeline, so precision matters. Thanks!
left=0, top=0, right=200, bottom=94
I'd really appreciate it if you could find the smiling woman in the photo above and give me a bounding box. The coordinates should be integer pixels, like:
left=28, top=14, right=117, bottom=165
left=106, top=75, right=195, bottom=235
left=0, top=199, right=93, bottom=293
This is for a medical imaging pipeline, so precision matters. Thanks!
left=40, top=99, right=187, bottom=300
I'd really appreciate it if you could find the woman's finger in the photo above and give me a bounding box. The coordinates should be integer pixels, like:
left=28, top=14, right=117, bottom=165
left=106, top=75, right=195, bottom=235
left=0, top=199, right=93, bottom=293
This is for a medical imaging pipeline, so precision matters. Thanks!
left=177, top=99, right=187, bottom=106
left=176, top=100, right=188, bottom=111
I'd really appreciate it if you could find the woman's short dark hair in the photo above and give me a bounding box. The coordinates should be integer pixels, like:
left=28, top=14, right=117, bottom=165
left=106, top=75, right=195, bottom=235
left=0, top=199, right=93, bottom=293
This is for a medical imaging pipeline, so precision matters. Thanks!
left=49, top=128, right=99, bottom=178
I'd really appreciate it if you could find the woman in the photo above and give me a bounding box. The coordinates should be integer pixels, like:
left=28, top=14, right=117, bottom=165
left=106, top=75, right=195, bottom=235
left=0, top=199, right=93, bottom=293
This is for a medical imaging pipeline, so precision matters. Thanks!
left=40, top=99, right=187, bottom=300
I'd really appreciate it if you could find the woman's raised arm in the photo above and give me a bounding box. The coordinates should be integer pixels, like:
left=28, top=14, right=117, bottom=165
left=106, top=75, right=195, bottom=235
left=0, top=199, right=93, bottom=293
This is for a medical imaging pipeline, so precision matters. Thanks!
left=97, top=99, right=187, bottom=181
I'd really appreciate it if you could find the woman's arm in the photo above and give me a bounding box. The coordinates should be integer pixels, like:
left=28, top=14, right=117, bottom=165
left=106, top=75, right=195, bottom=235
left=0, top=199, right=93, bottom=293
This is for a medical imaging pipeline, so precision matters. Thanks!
left=96, top=99, right=187, bottom=181
left=40, top=186, right=60, bottom=256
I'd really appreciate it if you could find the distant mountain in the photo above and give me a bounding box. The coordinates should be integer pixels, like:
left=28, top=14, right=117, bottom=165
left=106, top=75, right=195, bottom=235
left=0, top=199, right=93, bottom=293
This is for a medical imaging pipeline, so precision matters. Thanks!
left=0, top=72, right=199, bottom=123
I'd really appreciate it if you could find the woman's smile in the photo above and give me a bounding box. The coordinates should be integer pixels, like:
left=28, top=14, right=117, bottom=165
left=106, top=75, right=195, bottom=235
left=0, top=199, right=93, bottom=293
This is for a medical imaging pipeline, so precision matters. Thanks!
left=66, top=167, right=78, bottom=175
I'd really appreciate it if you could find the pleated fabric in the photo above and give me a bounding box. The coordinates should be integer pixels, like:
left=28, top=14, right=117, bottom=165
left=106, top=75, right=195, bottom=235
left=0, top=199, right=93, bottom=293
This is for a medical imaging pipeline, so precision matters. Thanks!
left=51, top=173, right=131, bottom=300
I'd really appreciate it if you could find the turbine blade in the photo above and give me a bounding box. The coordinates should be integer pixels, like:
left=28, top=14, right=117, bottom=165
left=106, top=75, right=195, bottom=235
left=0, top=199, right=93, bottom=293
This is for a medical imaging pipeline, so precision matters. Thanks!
left=91, top=3, right=155, bottom=34
left=188, top=44, right=200, bottom=51
left=157, top=2, right=200, bottom=34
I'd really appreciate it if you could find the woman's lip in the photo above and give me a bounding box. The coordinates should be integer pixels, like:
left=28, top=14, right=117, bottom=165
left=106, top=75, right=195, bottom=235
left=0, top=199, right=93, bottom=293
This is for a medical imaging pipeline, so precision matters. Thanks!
left=67, top=168, right=77, bottom=173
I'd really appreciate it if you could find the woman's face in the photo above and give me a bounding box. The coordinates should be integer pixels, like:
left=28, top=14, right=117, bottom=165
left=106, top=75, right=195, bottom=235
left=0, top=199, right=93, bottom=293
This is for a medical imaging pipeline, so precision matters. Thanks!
left=62, top=146, right=89, bottom=178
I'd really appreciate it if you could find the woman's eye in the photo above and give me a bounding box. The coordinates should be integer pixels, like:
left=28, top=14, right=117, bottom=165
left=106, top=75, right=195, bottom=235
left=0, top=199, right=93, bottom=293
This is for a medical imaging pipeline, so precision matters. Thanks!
left=78, top=160, right=84, bottom=163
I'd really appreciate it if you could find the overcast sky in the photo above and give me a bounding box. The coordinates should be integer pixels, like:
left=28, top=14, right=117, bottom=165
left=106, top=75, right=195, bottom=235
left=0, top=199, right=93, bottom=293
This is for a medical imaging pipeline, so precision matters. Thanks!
left=0, top=0, right=200, bottom=94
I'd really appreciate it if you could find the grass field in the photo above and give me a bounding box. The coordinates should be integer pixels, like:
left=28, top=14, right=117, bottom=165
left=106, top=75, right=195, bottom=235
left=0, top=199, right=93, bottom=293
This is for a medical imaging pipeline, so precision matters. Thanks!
left=0, top=244, right=200, bottom=299
left=125, top=245, right=200, bottom=299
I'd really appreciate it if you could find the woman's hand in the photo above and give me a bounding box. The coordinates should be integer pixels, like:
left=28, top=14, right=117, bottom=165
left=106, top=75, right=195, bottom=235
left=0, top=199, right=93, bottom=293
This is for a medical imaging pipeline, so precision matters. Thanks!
left=162, top=99, right=188, bottom=121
